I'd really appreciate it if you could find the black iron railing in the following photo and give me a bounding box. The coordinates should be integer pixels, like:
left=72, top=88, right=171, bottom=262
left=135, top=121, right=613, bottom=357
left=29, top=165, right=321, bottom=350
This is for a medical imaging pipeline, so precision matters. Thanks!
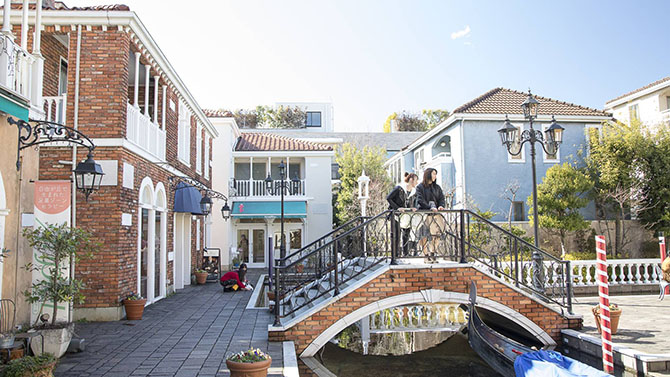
left=271, top=209, right=573, bottom=325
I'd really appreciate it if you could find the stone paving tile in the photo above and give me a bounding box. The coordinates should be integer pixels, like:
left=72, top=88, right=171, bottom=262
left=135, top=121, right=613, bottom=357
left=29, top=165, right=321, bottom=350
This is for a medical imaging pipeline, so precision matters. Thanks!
left=55, top=270, right=283, bottom=377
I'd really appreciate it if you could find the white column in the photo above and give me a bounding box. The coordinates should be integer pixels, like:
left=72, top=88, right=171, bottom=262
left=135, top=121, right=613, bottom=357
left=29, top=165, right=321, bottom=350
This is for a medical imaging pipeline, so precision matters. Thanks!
left=161, top=85, right=166, bottom=129
left=133, top=53, right=140, bottom=107
left=1, top=0, right=11, bottom=36
left=32, top=0, right=42, bottom=54
left=147, top=209, right=156, bottom=303
left=20, top=0, right=27, bottom=48
left=160, top=211, right=167, bottom=297
left=144, top=64, right=150, bottom=116
left=249, top=156, right=253, bottom=195
left=360, top=317, right=370, bottom=355
left=153, top=75, right=159, bottom=123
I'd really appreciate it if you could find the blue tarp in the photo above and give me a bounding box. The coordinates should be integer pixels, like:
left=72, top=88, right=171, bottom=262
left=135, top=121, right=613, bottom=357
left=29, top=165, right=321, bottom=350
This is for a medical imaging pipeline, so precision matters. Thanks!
left=514, top=350, right=609, bottom=377
left=173, top=182, right=203, bottom=215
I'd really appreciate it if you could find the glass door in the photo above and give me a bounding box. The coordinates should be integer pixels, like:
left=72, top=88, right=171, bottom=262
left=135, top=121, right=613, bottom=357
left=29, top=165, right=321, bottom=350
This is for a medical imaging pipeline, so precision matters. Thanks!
left=140, top=208, right=149, bottom=299
left=251, top=229, right=265, bottom=267
left=237, top=229, right=249, bottom=264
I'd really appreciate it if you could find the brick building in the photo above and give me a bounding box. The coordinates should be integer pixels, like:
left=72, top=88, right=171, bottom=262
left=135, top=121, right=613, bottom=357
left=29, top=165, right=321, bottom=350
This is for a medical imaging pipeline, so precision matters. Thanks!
left=2, top=1, right=216, bottom=322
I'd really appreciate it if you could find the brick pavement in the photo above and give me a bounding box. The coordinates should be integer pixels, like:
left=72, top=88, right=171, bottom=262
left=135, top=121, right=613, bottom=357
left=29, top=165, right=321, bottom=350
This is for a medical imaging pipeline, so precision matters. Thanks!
left=56, top=270, right=282, bottom=377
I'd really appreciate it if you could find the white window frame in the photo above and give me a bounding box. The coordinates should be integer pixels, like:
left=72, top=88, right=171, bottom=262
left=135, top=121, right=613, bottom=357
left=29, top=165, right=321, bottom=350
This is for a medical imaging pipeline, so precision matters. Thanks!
left=507, top=122, right=525, bottom=163
left=178, top=101, right=191, bottom=166
left=414, top=148, right=425, bottom=172
left=195, top=123, right=202, bottom=174
left=628, top=103, right=639, bottom=123
left=542, top=124, right=560, bottom=163
left=204, top=133, right=210, bottom=180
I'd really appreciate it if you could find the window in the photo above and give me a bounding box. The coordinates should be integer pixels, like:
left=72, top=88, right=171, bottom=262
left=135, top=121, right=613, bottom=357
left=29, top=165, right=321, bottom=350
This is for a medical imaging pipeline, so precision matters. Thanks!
left=204, top=134, right=210, bottom=179
left=178, top=101, right=191, bottom=165
left=508, top=123, right=524, bottom=162
left=629, top=104, right=639, bottom=123
left=195, top=124, right=202, bottom=174
left=542, top=124, right=559, bottom=162
left=331, top=163, right=341, bottom=180
left=306, top=111, right=322, bottom=127
left=58, top=58, right=68, bottom=96
left=513, top=201, right=525, bottom=221
left=414, top=149, right=425, bottom=172
left=666, top=97, right=670, bottom=111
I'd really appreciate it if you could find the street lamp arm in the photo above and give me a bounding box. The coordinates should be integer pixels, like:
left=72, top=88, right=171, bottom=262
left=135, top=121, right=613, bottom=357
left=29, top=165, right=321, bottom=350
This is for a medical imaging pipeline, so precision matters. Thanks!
left=168, top=175, right=228, bottom=202
left=10, top=117, right=96, bottom=152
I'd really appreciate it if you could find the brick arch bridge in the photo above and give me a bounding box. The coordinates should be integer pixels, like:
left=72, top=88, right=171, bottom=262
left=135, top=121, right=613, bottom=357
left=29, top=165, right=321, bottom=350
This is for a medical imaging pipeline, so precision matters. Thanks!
left=268, top=264, right=583, bottom=357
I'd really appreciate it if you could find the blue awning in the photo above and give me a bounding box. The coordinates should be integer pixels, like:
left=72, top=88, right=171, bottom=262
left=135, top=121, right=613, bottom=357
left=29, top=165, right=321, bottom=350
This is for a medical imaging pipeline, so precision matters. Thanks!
left=0, top=91, right=29, bottom=121
left=173, top=182, right=203, bottom=215
left=232, top=201, right=307, bottom=218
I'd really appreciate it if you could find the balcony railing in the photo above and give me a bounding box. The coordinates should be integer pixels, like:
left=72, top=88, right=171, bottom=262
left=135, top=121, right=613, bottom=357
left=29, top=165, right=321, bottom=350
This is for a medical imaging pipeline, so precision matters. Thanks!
left=230, top=179, right=305, bottom=197
left=0, top=35, right=35, bottom=101
left=126, top=102, right=166, bottom=160
left=43, top=94, right=66, bottom=124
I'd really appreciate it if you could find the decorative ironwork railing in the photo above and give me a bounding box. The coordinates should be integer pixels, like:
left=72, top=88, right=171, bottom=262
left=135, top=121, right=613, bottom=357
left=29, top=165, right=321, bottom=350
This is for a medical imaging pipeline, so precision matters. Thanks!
left=272, top=209, right=574, bottom=324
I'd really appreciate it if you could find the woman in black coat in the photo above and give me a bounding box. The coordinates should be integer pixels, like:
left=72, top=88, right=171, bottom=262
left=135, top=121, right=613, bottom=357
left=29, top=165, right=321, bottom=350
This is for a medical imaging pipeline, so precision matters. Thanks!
left=387, top=172, right=419, bottom=256
left=415, top=168, right=446, bottom=261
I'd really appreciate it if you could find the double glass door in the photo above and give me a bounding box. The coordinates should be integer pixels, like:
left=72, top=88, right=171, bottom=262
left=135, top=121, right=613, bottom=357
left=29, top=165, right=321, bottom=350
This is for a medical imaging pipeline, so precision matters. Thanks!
left=236, top=228, right=265, bottom=267
left=273, top=225, right=303, bottom=257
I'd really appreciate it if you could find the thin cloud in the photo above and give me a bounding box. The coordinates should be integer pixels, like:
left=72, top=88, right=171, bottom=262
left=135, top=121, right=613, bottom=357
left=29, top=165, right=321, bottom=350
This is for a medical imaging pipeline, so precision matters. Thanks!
left=450, top=25, right=471, bottom=40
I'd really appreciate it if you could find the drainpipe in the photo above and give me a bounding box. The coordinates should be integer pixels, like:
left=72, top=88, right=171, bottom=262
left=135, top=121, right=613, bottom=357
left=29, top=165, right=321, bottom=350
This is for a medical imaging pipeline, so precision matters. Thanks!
left=68, top=24, right=82, bottom=324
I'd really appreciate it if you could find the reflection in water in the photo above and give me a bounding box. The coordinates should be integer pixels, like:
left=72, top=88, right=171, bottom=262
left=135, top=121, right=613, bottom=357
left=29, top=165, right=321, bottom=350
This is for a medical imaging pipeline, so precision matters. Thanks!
left=318, top=332, right=500, bottom=377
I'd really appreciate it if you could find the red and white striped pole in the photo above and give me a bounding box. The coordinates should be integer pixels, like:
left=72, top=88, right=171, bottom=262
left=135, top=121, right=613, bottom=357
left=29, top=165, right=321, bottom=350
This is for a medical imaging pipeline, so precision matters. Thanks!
left=660, top=235, right=668, bottom=295
left=596, top=235, right=614, bottom=374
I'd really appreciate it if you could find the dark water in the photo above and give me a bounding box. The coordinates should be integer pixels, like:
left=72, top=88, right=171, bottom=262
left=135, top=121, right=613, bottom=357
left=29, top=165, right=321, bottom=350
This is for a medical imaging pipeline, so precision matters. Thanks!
left=317, top=333, right=500, bottom=377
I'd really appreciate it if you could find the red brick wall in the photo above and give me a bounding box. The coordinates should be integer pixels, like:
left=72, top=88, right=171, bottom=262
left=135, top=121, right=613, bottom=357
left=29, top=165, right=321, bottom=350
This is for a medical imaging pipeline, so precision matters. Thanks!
left=42, top=33, right=68, bottom=98
left=269, top=266, right=583, bottom=354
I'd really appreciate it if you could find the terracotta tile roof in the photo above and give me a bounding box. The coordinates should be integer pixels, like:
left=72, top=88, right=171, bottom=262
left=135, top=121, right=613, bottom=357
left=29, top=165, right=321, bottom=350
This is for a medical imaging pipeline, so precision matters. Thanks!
left=605, top=77, right=670, bottom=105
left=452, top=88, right=610, bottom=117
left=203, top=109, right=234, bottom=118
left=49, top=2, right=130, bottom=10
left=235, top=133, right=332, bottom=152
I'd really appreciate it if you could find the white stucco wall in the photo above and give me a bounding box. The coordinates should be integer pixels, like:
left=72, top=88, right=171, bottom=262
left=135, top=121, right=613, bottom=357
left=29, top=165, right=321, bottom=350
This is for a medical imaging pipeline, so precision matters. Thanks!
left=304, top=155, right=334, bottom=243
left=606, top=85, right=670, bottom=129
left=209, top=117, right=238, bottom=266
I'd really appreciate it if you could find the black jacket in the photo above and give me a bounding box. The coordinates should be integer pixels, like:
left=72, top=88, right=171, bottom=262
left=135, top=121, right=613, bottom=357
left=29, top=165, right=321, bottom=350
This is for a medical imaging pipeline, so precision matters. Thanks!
left=415, top=182, right=446, bottom=210
left=386, top=185, right=407, bottom=210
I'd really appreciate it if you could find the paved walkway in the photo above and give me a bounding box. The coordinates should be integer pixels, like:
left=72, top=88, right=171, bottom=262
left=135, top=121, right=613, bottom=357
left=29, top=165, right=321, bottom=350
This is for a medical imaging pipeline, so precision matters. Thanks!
left=572, top=294, right=670, bottom=355
left=56, top=270, right=282, bottom=377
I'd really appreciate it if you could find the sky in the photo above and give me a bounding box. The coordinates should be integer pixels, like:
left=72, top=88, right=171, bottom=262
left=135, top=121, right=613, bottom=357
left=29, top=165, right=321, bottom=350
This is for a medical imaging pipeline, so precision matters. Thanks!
left=65, top=0, right=670, bottom=132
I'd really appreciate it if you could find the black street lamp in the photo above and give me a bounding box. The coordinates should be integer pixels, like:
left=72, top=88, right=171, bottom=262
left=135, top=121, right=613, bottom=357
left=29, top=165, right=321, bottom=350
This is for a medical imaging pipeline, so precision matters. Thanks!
left=221, top=201, right=231, bottom=221
left=73, top=151, right=105, bottom=201
left=200, top=195, right=213, bottom=216
left=496, top=90, right=564, bottom=293
left=168, top=175, right=230, bottom=221
left=264, top=161, right=290, bottom=259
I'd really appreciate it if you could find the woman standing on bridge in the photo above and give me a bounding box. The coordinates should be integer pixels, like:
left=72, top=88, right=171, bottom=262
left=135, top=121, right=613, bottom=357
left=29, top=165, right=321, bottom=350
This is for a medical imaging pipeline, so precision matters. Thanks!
left=415, top=168, right=446, bottom=261
left=387, top=172, right=419, bottom=256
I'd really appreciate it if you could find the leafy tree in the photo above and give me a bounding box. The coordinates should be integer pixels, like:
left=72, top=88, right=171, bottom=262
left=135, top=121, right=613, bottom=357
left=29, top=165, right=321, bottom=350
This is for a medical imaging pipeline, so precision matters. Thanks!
left=382, top=109, right=449, bottom=132
left=637, top=126, right=670, bottom=233
left=22, top=223, right=98, bottom=326
left=334, top=143, right=392, bottom=225
left=585, top=121, right=651, bottom=256
left=225, top=105, right=307, bottom=129
left=528, top=162, right=593, bottom=254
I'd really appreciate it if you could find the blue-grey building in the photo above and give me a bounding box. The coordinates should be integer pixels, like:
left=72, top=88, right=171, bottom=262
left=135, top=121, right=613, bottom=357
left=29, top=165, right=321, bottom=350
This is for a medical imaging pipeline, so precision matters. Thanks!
left=385, top=88, right=612, bottom=222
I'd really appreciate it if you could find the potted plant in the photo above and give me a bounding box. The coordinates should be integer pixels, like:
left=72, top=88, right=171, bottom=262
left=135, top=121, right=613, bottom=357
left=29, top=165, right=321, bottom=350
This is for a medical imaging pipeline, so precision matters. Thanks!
left=226, top=348, right=272, bottom=377
left=22, top=223, right=97, bottom=358
left=122, top=293, right=146, bottom=320
left=1, top=353, right=57, bottom=377
left=592, top=303, right=623, bottom=335
left=195, top=269, right=208, bottom=285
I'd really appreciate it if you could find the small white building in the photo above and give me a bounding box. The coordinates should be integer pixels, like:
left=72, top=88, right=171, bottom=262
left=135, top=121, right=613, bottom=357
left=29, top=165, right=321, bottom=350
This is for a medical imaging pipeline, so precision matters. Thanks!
left=208, top=112, right=334, bottom=268
left=605, top=77, right=670, bottom=130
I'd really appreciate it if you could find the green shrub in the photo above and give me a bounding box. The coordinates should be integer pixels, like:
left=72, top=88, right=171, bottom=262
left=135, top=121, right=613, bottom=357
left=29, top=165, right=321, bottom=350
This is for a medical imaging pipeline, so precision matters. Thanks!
left=1, top=354, right=56, bottom=377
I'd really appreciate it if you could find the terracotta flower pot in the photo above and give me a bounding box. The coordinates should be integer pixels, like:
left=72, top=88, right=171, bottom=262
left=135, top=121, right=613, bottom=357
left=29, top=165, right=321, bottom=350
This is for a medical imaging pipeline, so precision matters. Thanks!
left=31, top=361, right=57, bottom=377
left=195, top=271, right=208, bottom=285
left=226, top=357, right=272, bottom=377
left=124, top=299, right=147, bottom=320
left=593, top=306, right=622, bottom=335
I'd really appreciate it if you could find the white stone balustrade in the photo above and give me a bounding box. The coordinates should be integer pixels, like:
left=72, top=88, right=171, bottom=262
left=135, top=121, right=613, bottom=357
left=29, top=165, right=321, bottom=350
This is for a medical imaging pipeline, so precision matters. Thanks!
left=126, top=102, right=166, bottom=160
left=43, top=94, right=66, bottom=124
left=230, top=179, right=306, bottom=197
left=0, top=35, right=35, bottom=101
left=569, top=258, right=661, bottom=287
left=368, top=303, right=467, bottom=333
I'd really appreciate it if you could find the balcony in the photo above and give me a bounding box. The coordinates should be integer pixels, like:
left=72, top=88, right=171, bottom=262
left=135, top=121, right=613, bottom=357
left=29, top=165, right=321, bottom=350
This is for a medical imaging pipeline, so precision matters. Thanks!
left=230, top=179, right=306, bottom=197
left=0, top=34, right=37, bottom=116
left=126, top=102, right=166, bottom=160
left=43, top=94, right=66, bottom=124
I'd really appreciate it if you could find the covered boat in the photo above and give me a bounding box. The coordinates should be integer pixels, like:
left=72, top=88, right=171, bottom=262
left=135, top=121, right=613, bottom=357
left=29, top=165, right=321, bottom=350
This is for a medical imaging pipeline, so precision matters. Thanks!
left=514, top=349, right=609, bottom=377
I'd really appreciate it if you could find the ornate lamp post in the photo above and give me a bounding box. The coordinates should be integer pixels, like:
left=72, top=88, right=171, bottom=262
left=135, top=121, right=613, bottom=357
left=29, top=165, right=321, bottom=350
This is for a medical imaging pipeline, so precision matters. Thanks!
left=357, top=170, right=370, bottom=217
left=496, top=90, right=564, bottom=292
left=9, top=117, right=104, bottom=200
left=265, top=161, right=292, bottom=259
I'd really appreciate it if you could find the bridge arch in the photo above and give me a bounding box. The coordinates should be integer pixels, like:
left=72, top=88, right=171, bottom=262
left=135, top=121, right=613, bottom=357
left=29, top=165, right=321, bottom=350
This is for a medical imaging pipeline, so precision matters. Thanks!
left=300, top=289, right=555, bottom=357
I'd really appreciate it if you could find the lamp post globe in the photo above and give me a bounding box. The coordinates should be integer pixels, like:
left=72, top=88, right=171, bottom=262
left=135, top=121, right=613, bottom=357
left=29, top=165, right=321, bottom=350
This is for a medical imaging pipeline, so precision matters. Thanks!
left=521, top=90, right=540, bottom=119
left=73, top=151, right=105, bottom=201
left=221, top=201, right=231, bottom=221
left=200, top=195, right=213, bottom=216
left=264, top=173, right=273, bottom=194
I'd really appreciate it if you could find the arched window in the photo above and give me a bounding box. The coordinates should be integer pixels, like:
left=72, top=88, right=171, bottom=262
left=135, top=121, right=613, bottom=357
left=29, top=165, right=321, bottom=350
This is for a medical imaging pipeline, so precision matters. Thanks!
left=432, top=135, right=451, bottom=157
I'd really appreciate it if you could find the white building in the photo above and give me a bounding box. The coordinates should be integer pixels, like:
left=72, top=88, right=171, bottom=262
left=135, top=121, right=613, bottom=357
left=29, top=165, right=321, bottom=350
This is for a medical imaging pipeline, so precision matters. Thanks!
left=605, top=76, right=670, bottom=130
left=208, top=109, right=334, bottom=268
